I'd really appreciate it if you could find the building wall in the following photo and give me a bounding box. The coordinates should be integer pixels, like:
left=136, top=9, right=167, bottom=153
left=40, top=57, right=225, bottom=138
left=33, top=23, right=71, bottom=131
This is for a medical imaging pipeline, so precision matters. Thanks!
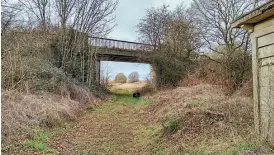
left=252, top=17, right=274, bottom=145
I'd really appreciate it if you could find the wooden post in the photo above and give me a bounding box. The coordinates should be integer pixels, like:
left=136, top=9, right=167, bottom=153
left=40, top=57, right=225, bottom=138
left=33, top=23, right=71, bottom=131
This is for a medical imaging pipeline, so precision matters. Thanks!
left=251, top=32, right=261, bottom=136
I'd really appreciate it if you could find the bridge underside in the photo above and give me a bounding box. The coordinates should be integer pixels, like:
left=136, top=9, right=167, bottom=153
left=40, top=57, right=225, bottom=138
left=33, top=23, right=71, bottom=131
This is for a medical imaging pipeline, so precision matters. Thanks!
left=96, top=49, right=153, bottom=63
left=98, top=55, right=143, bottom=63
left=92, top=49, right=154, bottom=84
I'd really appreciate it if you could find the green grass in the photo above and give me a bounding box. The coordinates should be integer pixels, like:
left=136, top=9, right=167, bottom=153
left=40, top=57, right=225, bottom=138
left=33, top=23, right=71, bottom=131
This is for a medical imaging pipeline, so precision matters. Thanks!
left=163, top=119, right=178, bottom=134
left=24, top=141, right=48, bottom=152
left=233, top=143, right=254, bottom=153
left=155, top=149, right=165, bottom=155
left=23, top=129, right=55, bottom=153
left=110, top=89, right=152, bottom=105
left=217, top=143, right=255, bottom=155
left=162, top=116, right=181, bottom=134
left=190, top=100, right=201, bottom=107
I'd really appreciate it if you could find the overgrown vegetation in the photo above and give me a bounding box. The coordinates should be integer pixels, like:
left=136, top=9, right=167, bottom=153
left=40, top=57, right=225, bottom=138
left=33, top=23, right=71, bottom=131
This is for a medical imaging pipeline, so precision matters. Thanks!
left=137, top=1, right=252, bottom=91
left=40, top=84, right=273, bottom=154
left=1, top=0, right=118, bottom=152
left=23, top=130, right=54, bottom=153
left=142, top=84, right=274, bottom=154
left=137, top=5, right=200, bottom=87
left=190, top=0, right=253, bottom=91
left=2, top=0, right=272, bottom=154
left=128, top=71, right=140, bottom=83
left=138, top=83, right=155, bottom=95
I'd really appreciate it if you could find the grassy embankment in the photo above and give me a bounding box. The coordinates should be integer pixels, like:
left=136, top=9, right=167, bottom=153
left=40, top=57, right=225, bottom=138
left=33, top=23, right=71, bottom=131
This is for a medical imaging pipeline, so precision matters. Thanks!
left=4, top=85, right=274, bottom=154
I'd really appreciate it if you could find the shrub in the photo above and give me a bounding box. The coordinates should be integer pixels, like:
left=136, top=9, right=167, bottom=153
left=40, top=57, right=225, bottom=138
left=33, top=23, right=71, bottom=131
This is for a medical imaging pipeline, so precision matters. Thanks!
left=139, top=83, right=155, bottom=95
left=152, top=53, right=190, bottom=87
left=1, top=32, right=56, bottom=91
left=183, top=54, right=252, bottom=93
left=128, top=72, right=140, bottom=83
left=114, top=73, right=127, bottom=83
left=1, top=30, right=101, bottom=149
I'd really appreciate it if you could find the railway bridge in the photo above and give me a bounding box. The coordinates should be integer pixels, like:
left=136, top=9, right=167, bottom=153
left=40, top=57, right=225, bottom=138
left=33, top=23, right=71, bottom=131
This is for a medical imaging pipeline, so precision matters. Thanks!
left=88, top=36, right=155, bottom=83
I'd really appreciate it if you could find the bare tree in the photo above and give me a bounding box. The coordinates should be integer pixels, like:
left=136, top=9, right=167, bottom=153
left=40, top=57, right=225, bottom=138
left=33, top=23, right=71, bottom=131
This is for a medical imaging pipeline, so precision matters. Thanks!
left=254, top=0, right=270, bottom=8
left=137, top=4, right=199, bottom=87
left=55, top=0, right=75, bottom=29
left=128, top=72, right=139, bottom=83
left=72, top=0, right=118, bottom=86
left=162, top=4, right=201, bottom=59
left=100, top=63, right=112, bottom=87
left=191, top=0, right=252, bottom=55
left=72, top=0, right=118, bottom=36
left=190, top=0, right=253, bottom=90
left=1, top=0, right=118, bottom=93
left=19, top=0, right=52, bottom=30
left=53, top=0, right=118, bottom=87
left=1, top=1, right=23, bottom=34
left=136, top=5, right=171, bottom=46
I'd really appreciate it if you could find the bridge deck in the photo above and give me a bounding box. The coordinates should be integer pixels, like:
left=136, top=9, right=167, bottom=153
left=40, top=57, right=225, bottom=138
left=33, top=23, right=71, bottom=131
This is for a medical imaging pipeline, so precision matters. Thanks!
left=88, top=36, right=155, bottom=51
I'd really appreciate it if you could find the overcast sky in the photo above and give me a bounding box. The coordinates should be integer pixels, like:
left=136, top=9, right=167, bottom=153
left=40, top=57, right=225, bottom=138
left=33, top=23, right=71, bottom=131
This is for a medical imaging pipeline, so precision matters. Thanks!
left=109, top=0, right=192, bottom=41
left=102, top=0, right=193, bottom=80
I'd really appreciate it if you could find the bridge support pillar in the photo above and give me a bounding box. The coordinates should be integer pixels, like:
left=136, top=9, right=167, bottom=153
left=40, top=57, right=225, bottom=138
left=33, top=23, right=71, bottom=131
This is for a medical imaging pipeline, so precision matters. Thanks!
left=149, top=65, right=156, bottom=87
left=91, top=59, right=101, bottom=85
left=95, top=60, right=101, bottom=84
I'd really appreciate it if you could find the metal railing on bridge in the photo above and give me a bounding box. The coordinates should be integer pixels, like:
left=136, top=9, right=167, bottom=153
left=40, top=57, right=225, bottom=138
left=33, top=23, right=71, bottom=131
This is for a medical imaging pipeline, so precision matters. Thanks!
left=88, top=36, right=155, bottom=51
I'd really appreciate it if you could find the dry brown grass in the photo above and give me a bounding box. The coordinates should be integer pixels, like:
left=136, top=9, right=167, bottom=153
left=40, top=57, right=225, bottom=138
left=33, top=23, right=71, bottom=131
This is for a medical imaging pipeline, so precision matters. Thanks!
left=1, top=31, right=56, bottom=89
left=145, top=84, right=256, bottom=154
left=181, top=57, right=252, bottom=96
left=1, top=30, right=107, bottom=153
left=4, top=84, right=266, bottom=154
left=138, top=83, right=155, bottom=96
left=234, top=79, right=253, bottom=97
left=109, top=81, right=148, bottom=90
left=1, top=84, right=100, bottom=149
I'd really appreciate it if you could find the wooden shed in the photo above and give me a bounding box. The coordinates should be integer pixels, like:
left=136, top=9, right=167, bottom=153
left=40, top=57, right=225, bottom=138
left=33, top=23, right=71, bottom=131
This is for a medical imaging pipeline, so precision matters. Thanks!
left=232, top=1, right=274, bottom=145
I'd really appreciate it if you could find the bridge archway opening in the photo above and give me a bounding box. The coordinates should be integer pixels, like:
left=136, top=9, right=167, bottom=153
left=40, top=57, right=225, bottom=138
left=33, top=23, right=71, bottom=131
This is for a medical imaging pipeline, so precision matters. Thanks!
left=100, top=61, right=153, bottom=87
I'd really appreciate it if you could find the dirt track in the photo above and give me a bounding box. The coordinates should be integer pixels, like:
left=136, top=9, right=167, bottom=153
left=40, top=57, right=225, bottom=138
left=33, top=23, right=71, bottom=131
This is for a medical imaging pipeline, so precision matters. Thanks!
left=49, top=98, right=152, bottom=155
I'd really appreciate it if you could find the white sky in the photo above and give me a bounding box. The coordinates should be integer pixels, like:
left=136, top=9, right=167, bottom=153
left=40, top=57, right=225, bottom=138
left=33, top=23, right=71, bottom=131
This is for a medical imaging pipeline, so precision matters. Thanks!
left=108, top=0, right=192, bottom=41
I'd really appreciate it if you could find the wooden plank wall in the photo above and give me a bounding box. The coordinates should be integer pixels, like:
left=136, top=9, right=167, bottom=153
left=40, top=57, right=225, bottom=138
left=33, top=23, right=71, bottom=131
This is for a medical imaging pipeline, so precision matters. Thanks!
left=253, top=18, right=274, bottom=145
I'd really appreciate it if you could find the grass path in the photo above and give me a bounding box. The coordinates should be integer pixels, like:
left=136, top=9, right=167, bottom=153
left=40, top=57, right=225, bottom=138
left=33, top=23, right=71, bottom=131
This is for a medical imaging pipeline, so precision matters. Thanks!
left=49, top=91, right=153, bottom=155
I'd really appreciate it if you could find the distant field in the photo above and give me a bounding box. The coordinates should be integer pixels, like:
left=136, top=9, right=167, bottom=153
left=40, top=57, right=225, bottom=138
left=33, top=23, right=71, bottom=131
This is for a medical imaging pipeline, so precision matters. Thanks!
left=108, top=81, right=148, bottom=91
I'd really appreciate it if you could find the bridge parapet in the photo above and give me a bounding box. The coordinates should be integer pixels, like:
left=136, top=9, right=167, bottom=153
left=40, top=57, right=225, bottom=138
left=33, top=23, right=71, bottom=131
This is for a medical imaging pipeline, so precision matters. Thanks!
left=88, top=36, right=154, bottom=51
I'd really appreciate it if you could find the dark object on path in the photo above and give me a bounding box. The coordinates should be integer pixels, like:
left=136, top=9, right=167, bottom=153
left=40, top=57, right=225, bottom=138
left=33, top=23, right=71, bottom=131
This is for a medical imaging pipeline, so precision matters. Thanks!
left=133, top=92, right=141, bottom=98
